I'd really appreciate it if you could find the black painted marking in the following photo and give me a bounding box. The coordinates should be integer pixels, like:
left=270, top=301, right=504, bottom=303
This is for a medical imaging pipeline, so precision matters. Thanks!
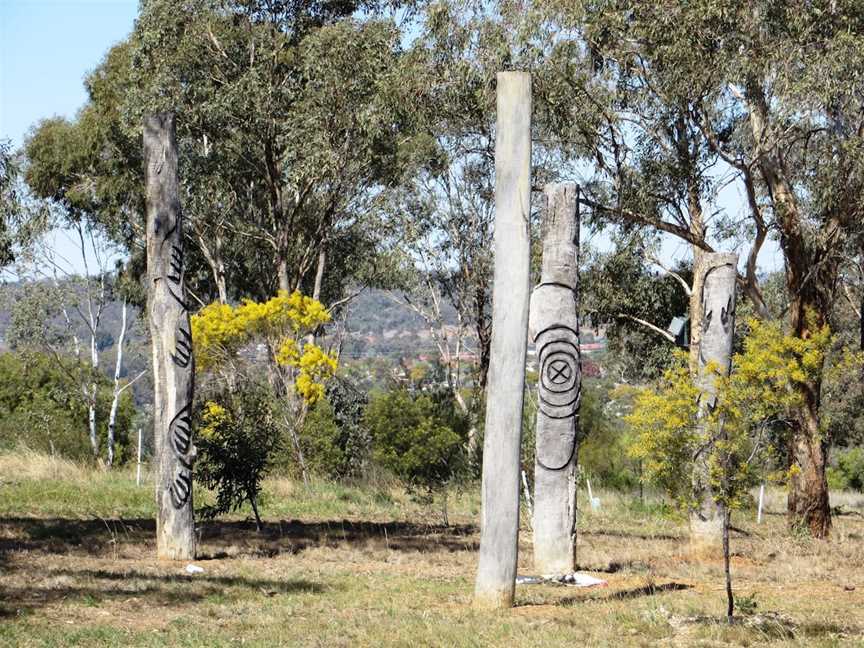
left=169, top=470, right=191, bottom=509
left=167, top=285, right=189, bottom=311
left=158, top=211, right=180, bottom=243
left=171, top=325, right=192, bottom=368
left=534, top=324, right=582, bottom=471
left=547, top=359, right=572, bottom=384
left=167, top=244, right=183, bottom=284
left=721, top=295, right=733, bottom=333
left=535, top=281, right=576, bottom=293
left=169, top=402, right=193, bottom=457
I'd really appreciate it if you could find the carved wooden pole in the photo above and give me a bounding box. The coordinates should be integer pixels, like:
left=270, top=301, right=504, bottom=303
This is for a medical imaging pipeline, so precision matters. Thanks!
left=529, top=183, right=580, bottom=576
left=144, top=113, right=196, bottom=560
left=690, top=252, right=738, bottom=555
left=474, top=71, right=532, bottom=609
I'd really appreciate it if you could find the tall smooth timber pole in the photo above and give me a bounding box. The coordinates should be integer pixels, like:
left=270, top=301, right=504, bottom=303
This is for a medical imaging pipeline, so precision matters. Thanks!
left=144, top=113, right=196, bottom=561
left=474, top=71, right=532, bottom=609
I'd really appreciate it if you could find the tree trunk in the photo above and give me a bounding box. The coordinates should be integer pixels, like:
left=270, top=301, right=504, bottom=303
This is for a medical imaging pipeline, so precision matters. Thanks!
left=787, top=299, right=831, bottom=538
left=277, top=257, right=291, bottom=293
left=106, top=298, right=129, bottom=467
left=87, top=328, right=99, bottom=460
left=787, top=428, right=831, bottom=538
left=474, top=72, right=532, bottom=610
left=688, top=248, right=705, bottom=374
left=249, top=494, right=263, bottom=532
left=723, top=504, right=733, bottom=623
left=87, top=384, right=99, bottom=460
left=144, top=113, right=196, bottom=561
left=312, top=248, right=326, bottom=301
left=690, top=252, right=738, bottom=556
left=529, top=182, right=580, bottom=577
left=746, top=81, right=832, bottom=537
left=197, top=231, right=228, bottom=304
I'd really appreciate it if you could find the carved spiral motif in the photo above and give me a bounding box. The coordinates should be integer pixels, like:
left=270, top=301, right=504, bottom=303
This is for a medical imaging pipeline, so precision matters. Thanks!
left=535, top=324, right=581, bottom=420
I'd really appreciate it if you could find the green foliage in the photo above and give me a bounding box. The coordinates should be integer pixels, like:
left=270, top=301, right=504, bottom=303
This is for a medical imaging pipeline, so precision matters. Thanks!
left=365, top=388, right=469, bottom=495
left=195, top=385, right=282, bottom=526
left=581, top=241, right=690, bottom=382
left=520, top=378, right=640, bottom=491
left=298, top=379, right=370, bottom=480
left=0, top=352, right=135, bottom=463
left=578, top=382, right=641, bottom=491
left=829, top=447, right=864, bottom=492
left=0, top=139, right=20, bottom=265
left=629, top=319, right=833, bottom=511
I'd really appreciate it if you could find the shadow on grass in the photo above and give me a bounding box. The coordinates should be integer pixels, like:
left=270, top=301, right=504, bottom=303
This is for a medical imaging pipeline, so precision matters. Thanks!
left=208, top=518, right=480, bottom=555
left=0, top=516, right=479, bottom=562
left=580, top=529, right=682, bottom=542
left=516, top=581, right=691, bottom=609
left=0, top=565, right=326, bottom=619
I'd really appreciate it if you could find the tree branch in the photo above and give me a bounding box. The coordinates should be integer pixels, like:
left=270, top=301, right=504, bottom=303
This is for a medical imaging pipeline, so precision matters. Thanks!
left=617, top=313, right=675, bottom=342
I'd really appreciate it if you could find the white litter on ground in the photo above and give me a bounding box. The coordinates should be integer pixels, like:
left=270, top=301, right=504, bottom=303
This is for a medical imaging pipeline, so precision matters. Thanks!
left=556, top=572, right=607, bottom=587
left=516, top=572, right=608, bottom=587
left=185, top=564, right=205, bottom=574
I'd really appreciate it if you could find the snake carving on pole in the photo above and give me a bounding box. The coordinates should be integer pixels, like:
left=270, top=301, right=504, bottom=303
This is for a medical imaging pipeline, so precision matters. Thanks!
left=144, top=113, right=196, bottom=561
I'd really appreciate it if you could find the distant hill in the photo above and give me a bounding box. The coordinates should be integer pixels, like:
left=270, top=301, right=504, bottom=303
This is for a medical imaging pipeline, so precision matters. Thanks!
left=0, top=281, right=605, bottom=398
left=336, top=289, right=460, bottom=360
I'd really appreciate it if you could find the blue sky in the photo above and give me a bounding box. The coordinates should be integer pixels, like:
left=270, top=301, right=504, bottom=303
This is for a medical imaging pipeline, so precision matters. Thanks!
left=1, top=0, right=138, bottom=276
left=1, top=0, right=139, bottom=148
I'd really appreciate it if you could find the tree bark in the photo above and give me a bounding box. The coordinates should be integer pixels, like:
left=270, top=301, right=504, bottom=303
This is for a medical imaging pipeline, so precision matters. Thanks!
left=312, top=248, right=326, bottom=302
left=745, top=80, right=833, bottom=537
left=529, top=182, right=580, bottom=577
left=144, top=113, right=196, bottom=561
left=784, top=291, right=832, bottom=538
left=277, top=257, right=291, bottom=293
left=690, top=252, right=738, bottom=555
left=106, top=298, right=129, bottom=467
left=197, top=231, right=228, bottom=304
left=688, top=230, right=706, bottom=374
left=474, top=72, right=532, bottom=609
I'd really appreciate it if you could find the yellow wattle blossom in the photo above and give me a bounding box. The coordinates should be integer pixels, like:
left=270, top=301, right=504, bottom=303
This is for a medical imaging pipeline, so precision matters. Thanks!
left=190, top=290, right=337, bottom=404
left=627, top=316, right=835, bottom=511
left=199, top=401, right=229, bottom=440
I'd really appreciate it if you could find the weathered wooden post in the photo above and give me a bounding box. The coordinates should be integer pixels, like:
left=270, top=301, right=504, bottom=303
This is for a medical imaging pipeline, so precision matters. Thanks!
left=529, top=182, right=580, bottom=576
left=690, top=252, right=738, bottom=555
left=473, top=71, right=532, bottom=609
left=144, top=113, right=196, bottom=561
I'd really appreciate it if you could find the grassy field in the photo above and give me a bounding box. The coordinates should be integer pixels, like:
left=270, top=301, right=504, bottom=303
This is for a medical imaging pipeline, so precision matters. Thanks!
left=1, top=450, right=863, bottom=647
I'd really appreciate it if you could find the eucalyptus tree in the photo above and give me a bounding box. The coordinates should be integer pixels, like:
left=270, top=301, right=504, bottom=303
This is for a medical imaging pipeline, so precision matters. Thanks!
left=580, top=238, right=691, bottom=383
left=395, top=0, right=578, bottom=411
left=534, top=0, right=864, bottom=537
left=127, top=0, right=430, bottom=302
left=23, top=0, right=430, bottom=312
left=0, top=140, right=21, bottom=266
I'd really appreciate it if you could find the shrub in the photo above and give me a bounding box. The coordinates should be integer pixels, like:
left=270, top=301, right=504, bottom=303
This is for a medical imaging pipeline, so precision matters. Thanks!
left=365, top=387, right=469, bottom=523
left=298, top=378, right=370, bottom=480
left=833, top=447, right=864, bottom=492
left=0, top=352, right=135, bottom=463
left=195, top=384, right=282, bottom=529
left=827, top=466, right=849, bottom=491
left=518, top=379, right=638, bottom=492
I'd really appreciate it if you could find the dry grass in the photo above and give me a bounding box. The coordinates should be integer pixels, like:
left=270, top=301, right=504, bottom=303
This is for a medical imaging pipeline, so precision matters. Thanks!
left=0, top=448, right=95, bottom=483
left=1, top=451, right=863, bottom=647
